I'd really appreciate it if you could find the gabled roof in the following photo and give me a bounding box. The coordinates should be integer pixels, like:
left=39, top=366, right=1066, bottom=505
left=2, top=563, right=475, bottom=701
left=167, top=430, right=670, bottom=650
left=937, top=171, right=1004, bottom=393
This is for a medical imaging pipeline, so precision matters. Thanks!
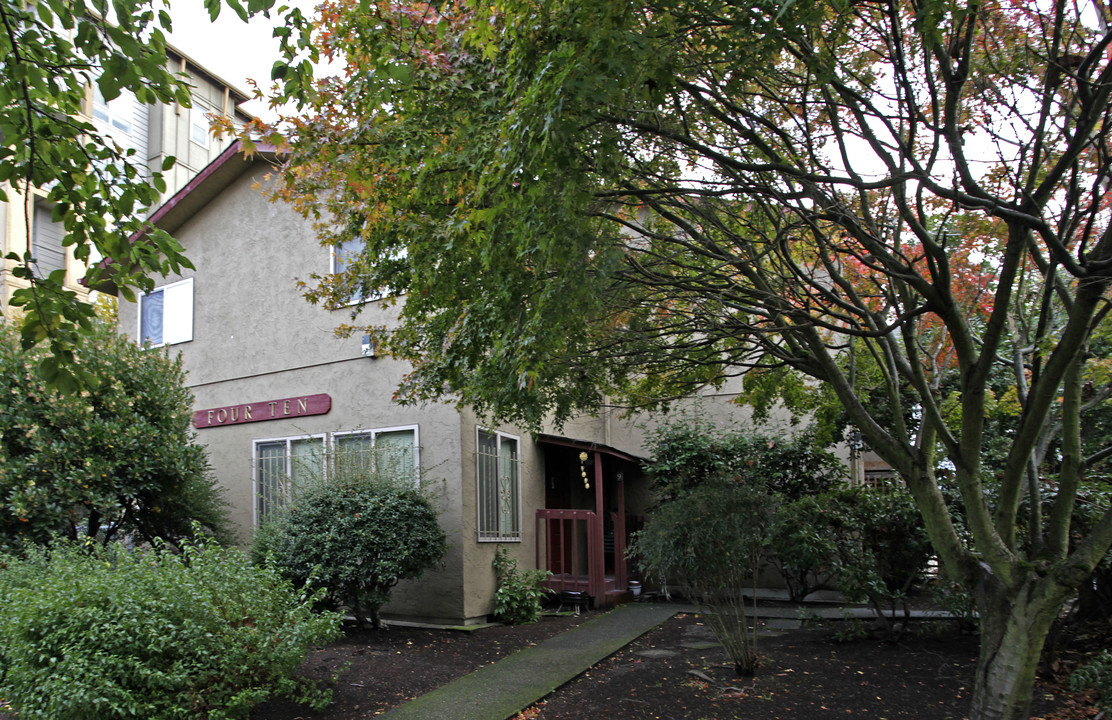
left=145, top=139, right=280, bottom=236
left=94, top=139, right=281, bottom=294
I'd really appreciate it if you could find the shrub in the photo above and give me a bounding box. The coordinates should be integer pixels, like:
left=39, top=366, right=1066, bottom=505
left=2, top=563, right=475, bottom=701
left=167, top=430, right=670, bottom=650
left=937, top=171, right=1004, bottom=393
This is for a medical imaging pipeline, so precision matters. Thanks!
left=768, top=495, right=840, bottom=601
left=642, top=417, right=845, bottom=501
left=0, top=321, right=231, bottom=550
left=258, top=473, right=446, bottom=629
left=631, top=482, right=778, bottom=675
left=818, top=488, right=933, bottom=640
left=0, top=533, right=341, bottom=720
left=492, top=547, right=550, bottom=624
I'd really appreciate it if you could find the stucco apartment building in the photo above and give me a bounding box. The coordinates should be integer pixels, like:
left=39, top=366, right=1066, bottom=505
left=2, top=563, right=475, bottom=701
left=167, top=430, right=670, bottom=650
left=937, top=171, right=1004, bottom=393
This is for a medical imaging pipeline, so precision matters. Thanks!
left=1, top=46, right=253, bottom=319
left=115, top=140, right=766, bottom=625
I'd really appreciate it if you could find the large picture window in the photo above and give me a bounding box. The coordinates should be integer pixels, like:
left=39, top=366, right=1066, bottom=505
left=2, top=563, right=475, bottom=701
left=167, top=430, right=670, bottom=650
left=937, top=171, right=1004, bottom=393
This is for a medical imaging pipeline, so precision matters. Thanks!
left=138, top=278, right=193, bottom=346
left=253, top=435, right=326, bottom=523
left=477, top=429, right=520, bottom=542
left=332, top=426, right=419, bottom=486
left=253, top=428, right=420, bottom=525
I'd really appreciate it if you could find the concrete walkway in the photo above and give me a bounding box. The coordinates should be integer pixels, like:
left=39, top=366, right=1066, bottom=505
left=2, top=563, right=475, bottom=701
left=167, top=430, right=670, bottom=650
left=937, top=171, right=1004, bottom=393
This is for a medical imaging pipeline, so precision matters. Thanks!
left=380, top=603, right=679, bottom=720
left=380, top=595, right=954, bottom=720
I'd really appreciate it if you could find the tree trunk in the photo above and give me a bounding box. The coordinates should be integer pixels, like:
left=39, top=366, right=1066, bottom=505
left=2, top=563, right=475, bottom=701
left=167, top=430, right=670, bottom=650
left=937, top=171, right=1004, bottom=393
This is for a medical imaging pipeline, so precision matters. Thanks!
left=968, top=575, right=1070, bottom=720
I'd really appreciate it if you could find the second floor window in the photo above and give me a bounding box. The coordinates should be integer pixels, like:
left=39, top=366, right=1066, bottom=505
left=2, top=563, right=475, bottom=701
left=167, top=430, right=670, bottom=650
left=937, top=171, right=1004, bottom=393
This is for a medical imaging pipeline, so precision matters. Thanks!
left=138, top=278, right=193, bottom=346
left=92, top=85, right=133, bottom=135
left=330, top=237, right=367, bottom=304
left=191, top=107, right=211, bottom=147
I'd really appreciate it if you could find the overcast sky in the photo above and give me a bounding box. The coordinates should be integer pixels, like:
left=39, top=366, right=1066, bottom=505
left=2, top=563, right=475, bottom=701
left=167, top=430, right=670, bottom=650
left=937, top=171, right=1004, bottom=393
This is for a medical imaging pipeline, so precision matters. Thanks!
left=165, top=2, right=313, bottom=119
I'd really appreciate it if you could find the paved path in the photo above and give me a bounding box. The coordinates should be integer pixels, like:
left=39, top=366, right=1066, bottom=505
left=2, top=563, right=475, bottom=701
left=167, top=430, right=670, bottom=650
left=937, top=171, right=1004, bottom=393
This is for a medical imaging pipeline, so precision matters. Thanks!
left=380, top=595, right=953, bottom=720
left=380, top=603, right=679, bottom=720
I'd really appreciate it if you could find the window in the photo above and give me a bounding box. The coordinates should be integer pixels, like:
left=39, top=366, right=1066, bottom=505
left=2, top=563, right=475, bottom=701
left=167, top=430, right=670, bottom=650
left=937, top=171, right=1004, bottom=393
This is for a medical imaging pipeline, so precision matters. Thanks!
left=332, top=426, right=419, bottom=486
left=330, top=237, right=367, bottom=304
left=138, top=278, right=193, bottom=346
left=477, top=429, right=520, bottom=541
left=92, top=85, right=133, bottom=134
left=253, top=435, right=326, bottom=523
left=31, top=200, right=66, bottom=279
left=190, top=107, right=210, bottom=147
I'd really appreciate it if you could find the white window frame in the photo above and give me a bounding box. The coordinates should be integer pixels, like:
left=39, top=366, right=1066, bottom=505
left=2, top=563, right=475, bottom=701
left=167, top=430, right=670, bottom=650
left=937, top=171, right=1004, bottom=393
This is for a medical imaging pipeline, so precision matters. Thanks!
left=252, top=434, right=327, bottom=525
left=330, top=237, right=373, bottom=305
left=190, top=107, right=211, bottom=148
left=92, top=85, right=133, bottom=135
left=31, top=198, right=66, bottom=279
left=476, top=428, right=522, bottom=542
left=331, top=425, right=420, bottom=486
left=137, top=278, right=193, bottom=347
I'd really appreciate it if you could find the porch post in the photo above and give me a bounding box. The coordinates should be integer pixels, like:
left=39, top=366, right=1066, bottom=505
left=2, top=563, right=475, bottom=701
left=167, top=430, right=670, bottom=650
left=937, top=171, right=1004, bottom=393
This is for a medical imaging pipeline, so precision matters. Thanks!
left=592, top=452, right=605, bottom=599
left=615, top=470, right=627, bottom=589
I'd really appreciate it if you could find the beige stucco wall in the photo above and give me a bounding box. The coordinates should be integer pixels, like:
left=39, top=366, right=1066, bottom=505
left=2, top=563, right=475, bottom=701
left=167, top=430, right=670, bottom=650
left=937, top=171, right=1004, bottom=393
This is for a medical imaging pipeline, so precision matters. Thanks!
left=116, top=160, right=537, bottom=624
left=117, top=154, right=834, bottom=624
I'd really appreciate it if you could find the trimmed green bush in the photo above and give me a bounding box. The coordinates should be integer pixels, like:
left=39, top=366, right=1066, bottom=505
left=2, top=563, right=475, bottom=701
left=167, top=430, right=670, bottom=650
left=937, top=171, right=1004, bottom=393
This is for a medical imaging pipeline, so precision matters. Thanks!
left=0, top=533, right=341, bottom=719
left=257, top=474, right=446, bottom=629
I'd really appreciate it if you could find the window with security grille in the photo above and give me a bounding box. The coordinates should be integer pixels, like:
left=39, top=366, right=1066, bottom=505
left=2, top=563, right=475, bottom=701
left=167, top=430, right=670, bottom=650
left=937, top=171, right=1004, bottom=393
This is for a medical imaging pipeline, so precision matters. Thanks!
left=253, top=435, right=325, bottom=523
left=332, top=427, right=419, bottom=486
left=477, top=429, right=520, bottom=542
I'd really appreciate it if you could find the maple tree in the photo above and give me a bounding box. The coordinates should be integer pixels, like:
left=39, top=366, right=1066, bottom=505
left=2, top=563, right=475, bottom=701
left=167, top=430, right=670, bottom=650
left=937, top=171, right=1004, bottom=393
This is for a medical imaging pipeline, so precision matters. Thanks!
left=0, top=0, right=272, bottom=389
left=264, top=0, right=1112, bottom=717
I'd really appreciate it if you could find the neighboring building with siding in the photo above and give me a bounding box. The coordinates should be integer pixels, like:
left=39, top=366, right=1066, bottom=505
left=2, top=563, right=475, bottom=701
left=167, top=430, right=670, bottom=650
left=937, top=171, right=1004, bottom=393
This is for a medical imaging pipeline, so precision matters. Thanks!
left=115, top=140, right=766, bottom=625
left=0, top=46, right=253, bottom=320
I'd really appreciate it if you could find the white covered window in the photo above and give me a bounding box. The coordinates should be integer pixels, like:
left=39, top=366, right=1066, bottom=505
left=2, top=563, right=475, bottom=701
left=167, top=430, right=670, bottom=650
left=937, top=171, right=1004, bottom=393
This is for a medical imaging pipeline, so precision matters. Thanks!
left=332, top=426, right=419, bottom=486
left=253, top=435, right=326, bottom=523
left=477, top=429, right=520, bottom=542
left=330, top=237, right=367, bottom=304
left=138, top=278, right=193, bottom=346
left=92, top=85, right=134, bottom=135
left=190, top=107, right=211, bottom=147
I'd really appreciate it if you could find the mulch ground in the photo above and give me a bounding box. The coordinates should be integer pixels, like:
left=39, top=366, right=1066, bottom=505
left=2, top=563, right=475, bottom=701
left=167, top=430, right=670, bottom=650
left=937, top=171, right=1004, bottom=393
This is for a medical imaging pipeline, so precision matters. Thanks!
left=253, top=606, right=1105, bottom=720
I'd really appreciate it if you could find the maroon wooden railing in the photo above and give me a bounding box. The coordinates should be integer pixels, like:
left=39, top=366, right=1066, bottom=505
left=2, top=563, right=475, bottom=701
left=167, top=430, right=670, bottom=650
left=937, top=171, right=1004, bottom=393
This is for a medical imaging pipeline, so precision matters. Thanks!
left=536, top=509, right=603, bottom=597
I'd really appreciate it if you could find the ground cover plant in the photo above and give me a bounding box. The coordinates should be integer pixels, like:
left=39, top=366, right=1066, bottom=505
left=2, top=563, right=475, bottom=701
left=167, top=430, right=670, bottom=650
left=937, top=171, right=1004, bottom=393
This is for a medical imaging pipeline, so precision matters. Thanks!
left=493, top=547, right=551, bottom=625
left=0, top=533, right=341, bottom=720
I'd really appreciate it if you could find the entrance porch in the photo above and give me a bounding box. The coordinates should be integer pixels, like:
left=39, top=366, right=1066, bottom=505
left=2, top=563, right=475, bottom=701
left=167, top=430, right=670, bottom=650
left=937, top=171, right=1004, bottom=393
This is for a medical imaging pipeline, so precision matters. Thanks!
left=534, top=436, right=647, bottom=607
